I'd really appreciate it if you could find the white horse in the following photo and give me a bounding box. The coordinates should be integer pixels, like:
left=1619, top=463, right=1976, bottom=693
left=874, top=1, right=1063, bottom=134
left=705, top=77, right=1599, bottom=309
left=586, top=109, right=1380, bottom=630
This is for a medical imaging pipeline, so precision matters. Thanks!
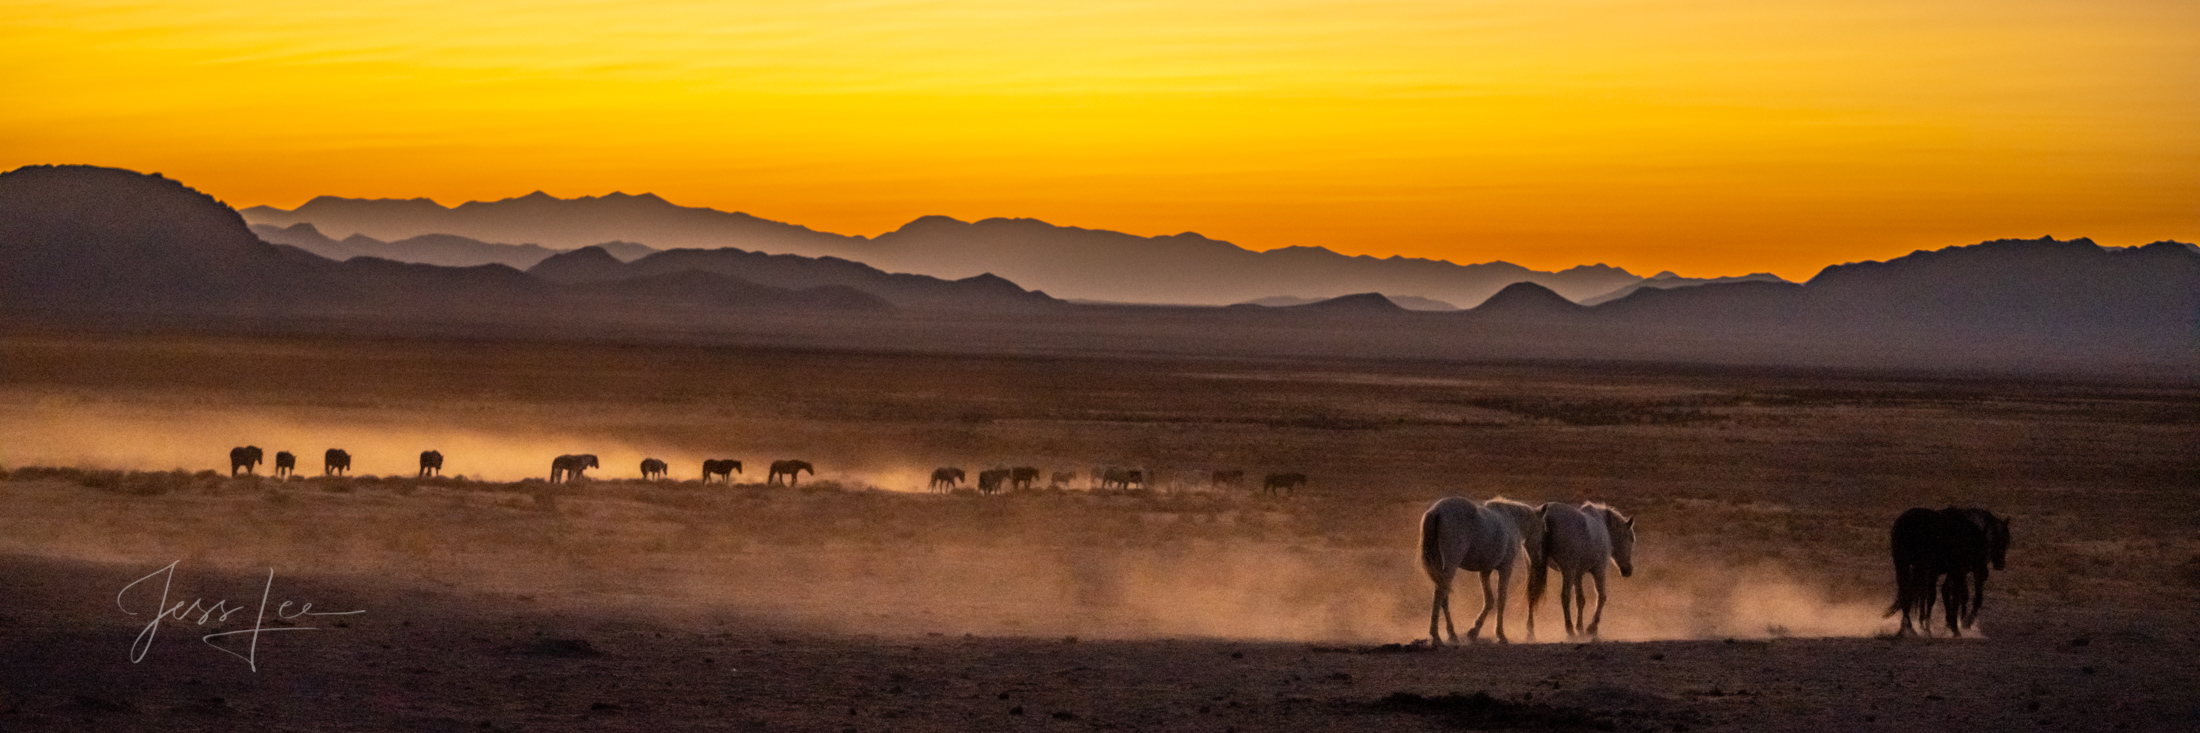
left=1482, top=497, right=1549, bottom=640
left=1535, top=501, right=1636, bottom=640
left=1419, top=497, right=1524, bottom=646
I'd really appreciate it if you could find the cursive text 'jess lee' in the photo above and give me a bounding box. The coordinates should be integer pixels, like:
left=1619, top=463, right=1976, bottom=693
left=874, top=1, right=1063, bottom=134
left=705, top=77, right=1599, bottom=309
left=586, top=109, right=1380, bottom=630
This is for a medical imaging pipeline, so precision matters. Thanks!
left=117, top=561, right=365, bottom=672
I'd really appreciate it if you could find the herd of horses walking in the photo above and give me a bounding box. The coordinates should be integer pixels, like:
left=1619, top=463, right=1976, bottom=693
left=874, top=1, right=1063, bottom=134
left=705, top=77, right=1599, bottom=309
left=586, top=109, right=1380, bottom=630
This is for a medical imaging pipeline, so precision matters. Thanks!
left=1417, top=496, right=2009, bottom=646
left=224, top=445, right=2006, bottom=643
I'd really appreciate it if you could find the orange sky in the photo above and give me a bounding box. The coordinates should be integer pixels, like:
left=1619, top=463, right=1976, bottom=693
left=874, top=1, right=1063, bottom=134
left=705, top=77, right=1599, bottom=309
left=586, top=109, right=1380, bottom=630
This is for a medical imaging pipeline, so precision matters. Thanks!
left=4, top=0, right=2195, bottom=279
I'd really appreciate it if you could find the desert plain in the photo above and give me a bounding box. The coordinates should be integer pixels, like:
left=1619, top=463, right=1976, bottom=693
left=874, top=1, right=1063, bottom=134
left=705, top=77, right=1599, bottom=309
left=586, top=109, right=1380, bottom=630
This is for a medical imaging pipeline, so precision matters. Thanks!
left=0, top=327, right=2195, bottom=731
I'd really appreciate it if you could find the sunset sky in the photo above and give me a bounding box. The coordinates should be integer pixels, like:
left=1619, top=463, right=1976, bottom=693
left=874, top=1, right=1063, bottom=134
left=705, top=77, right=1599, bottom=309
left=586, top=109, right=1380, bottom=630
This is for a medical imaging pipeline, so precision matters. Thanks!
left=4, top=0, right=2194, bottom=279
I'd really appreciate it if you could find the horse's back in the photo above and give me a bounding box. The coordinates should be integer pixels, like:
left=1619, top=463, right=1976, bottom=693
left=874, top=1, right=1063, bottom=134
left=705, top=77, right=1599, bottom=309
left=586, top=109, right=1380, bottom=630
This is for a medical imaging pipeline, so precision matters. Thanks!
left=1543, top=503, right=1610, bottom=569
left=1422, top=497, right=1517, bottom=574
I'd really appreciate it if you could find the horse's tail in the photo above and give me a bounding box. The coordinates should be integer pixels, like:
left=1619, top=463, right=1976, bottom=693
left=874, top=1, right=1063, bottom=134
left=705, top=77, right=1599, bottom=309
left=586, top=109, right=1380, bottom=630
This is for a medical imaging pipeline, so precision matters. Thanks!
left=1419, top=510, right=1444, bottom=584
left=1527, top=508, right=1552, bottom=609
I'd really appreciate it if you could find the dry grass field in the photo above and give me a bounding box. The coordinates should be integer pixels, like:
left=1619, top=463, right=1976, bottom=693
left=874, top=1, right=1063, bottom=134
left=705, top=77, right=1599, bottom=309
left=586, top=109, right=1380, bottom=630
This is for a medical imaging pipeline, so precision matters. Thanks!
left=1, top=329, right=2196, bottom=731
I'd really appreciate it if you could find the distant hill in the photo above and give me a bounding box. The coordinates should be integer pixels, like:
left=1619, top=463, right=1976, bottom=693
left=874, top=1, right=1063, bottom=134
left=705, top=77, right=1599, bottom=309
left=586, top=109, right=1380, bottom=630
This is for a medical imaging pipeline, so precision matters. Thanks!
left=526, top=246, right=1058, bottom=311
left=242, top=194, right=1645, bottom=307
left=1239, top=294, right=1459, bottom=310
left=0, top=166, right=890, bottom=321
left=1579, top=271, right=1789, bottom=306
left=13, top=166, right=2195, bottom=377
left=252, top=222, right=657, bottom=269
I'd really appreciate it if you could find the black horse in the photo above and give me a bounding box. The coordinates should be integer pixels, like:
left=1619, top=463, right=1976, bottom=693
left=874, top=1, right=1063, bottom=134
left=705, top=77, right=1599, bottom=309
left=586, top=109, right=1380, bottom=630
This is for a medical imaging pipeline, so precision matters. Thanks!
left=702, top=459, right=742, bottom=484
left=550, top=454, right=598, bottom=483
left=640, top=458, right=669, bottom=480
left=418, top=450, right=443, bottom=477
left=274, top=451, right=295, bottom=478
left=1888, top=507, right=2010, bottom=637
left=768, top=460, right=813, bottom=486
left=1262, top=472, right=1307, bottom=495
left=229, top=446, right=263, bottom=476
left=977, top=468, right=1010, bottom=495
left=324, top=448, right=351, bottom=476
left=929, top=467, right=964, bottom=492
left=1010, top=467, right=1040, bottom=491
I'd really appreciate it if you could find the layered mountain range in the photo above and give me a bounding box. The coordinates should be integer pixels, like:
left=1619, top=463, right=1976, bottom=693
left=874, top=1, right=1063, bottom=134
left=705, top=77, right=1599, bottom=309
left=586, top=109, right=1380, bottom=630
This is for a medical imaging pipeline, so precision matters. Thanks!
left=241, top=193, right=1661, bottom=307
left=9, top=165, right=2196, bottom=377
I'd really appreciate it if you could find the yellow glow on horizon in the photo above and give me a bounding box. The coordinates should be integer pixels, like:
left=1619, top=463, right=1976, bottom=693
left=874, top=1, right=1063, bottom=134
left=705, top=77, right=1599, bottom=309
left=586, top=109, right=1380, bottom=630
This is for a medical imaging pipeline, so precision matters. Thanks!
left=4, top=0, right=2195, bottom=279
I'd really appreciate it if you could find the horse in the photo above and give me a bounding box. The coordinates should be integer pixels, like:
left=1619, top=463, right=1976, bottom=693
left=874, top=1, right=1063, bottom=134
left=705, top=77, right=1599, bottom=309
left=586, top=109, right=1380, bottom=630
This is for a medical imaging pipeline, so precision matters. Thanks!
left=1010, top=467, right=1039, bottom=491
left=1262, top=472, right=1307, bottom=495
left=702, top=459, right=742, bottom=484
left=977, top=468, right=1009, bottom=495
left=549, top=454, right=597, bottom=483
left=1535, top=501, right=1636, bottom=640
left=1419, top=497, right=1524, bottom=645
left=418, top=450, right=443, bottom=477
left=1099, top=467, right=1144, bottom=490
left=768, top=460, right=813, bottom=486
left=639, top=458, right=668, bottom=480
left=1049, top=471, right=1077, bottom=489
left=273, top=451, right=295, bottom=478
left=324, top=448, right=351, bottom=476
left=228, top=446, right=262, bottom=476
left=1211, top=470, right=1245, bottom=489
left=929, top=467, right=964, bottom=492
left=1887, top=507, right=2008, bottom=637
left=1481, top=497, right=1550, bottom=640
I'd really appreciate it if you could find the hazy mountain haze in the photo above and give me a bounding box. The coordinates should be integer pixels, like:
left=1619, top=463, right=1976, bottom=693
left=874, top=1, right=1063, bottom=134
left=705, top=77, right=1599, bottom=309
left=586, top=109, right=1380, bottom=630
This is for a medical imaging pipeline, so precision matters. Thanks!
left=243, top=193, right=1645, bottom=307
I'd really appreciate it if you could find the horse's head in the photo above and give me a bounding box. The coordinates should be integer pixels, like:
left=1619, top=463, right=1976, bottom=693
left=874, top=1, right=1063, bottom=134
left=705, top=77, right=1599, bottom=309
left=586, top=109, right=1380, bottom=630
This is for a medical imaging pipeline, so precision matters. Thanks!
left=582, top=454, right=600, bottom=469
left=1607, top=510, right=1636, bottom=578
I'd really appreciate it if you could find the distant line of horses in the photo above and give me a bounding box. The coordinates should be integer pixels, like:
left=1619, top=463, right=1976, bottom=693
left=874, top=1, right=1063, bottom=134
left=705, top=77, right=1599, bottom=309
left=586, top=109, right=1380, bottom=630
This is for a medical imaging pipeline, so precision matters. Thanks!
left=1417, top=496, right=2009, bottom=646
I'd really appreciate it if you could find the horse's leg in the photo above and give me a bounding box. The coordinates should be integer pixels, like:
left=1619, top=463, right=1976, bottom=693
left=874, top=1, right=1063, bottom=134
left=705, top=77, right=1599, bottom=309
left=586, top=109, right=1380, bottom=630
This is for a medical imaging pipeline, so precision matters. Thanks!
left=1953, top=567, right=1971, bottom=638
left=1557, top=572, right=1576, bottom=639
left=1494, top=564, right=1512, bottom=644
left=1587, top=566, right=1608, bottom=639
left=1430, top=571, right=1459, bottom=646
left=1965, top=571, right=1986, bottom=629
left=1467, top=570, right=1493, bottom=642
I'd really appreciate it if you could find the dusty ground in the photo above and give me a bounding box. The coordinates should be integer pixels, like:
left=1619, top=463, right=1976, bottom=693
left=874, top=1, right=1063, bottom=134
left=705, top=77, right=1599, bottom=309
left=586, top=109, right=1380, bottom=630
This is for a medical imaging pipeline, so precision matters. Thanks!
left=1, top=329, right=2196, bottom=731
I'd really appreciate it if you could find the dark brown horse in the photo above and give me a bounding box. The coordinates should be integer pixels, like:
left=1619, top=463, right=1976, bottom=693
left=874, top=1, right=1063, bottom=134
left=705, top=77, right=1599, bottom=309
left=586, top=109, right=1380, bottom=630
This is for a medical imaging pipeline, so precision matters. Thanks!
left=418, top=450, right=443, bottom=477
left=323, top=448, right=351, bottom=476
left=702, top=459, right=742, bottom=483
left=229, top=446, right=262, bottom=476
left=1887, top=507, right=2010, bottom=637
left=1262, top=472, right=1307, bottom=494
left=929, top=467, right=965, bottom=491
left=768, top=460, right=813, bottom=486
left=1010, top=466, right=1040, bottom=491
left=639, top=458, right=668, bottom=480
left=977, top=468, right=1010, bottom=495
left=549, top=454, right=597, bottom=483
left=273, top=451, right=295, bottom=478
left=1099, top=467, right=1145, bottom=490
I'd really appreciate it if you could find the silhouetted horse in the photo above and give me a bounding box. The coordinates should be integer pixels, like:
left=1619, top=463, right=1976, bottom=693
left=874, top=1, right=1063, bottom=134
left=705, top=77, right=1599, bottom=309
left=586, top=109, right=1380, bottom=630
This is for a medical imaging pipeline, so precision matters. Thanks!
left=977, top=468, right=1010, bottom=495
left=550, top=454, right=597, bottom=483
left=1888, top=507, right=2009, bottom=637
left=1211, top=470, right=1245, bottom=489
left=273, top=451, right=295, bottom=478
left=702, top=459, right=742, bottom=484
left=1420, top=497, right=1524, bottom=645
left=1049, top=471, right=1077, bottom=489
left=324, top=449, right=351, bottom=476
left=1262, top=472, right=1307, bottom=494
left=640, top=458, right=668, bottom=480
left=229, top=446, right=262, bottom=476
left=1010, top=467, right=1039, bottom=491
left=768, top=460, right=813, bottom=486
left=418, top=450, right=443, bottom=477
left=930, top=467, right=964, bottom=491
left=1099, top=467, right=1144, bottom=490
